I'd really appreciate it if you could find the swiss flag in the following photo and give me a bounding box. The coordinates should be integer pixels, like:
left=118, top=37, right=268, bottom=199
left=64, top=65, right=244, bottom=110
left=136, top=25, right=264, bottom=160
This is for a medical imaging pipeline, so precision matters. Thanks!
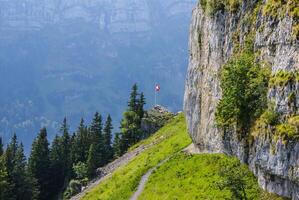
left=155, top=84, right=160, bottom=92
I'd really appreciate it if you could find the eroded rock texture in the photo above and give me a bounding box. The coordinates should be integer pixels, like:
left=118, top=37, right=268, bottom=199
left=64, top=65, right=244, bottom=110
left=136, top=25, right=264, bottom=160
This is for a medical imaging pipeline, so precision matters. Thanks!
left=184, top=1, right=299, bottom=199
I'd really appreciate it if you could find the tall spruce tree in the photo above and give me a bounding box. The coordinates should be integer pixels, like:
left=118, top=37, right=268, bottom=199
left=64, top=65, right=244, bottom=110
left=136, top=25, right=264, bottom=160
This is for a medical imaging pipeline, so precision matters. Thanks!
left=0, top=137, right=3, bottom=156
left=28, top=128, right=51, bottom=200
left=49, top=135, right=64, bottom=196
left=72, top=119, right=89, bottom=164
left=103, top=115, right=113, bottom=163
left=86, top=144, right=97, bottom=179
left=60, top=118, right=71, bottom=185
left=137, top=92, right=146, bottom=120
left=89, top=112, right=104, bottom=167
left=119, top=111, right=141, bottom=153
left=4, top=135, right=38, bottom=200
left=14, top=143, right=38, bottom=200
left=119, top=84, right=146, bottom=154
left=0, top=155, right=12, bottom=200
left=112, top=133, right=121, bottom=158
left=128, top=84, right=138, bottom=112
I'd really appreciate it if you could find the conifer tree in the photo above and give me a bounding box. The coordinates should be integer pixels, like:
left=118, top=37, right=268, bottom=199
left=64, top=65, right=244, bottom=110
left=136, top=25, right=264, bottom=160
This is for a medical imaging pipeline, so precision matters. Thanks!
left=14, top=143, right=38, bottom=200
left=4, top=134, right=18, bottom=174
left=60, top=118, right=71, bottom=185
left=72, top=119, right=89, bottom=164
left=128, top=84, right=139, bottom=112
left=89, top=112, right=104, bottom=167
left=4, top=135, right=38, bottom=200
left=86, top=144, right=97, bottom=179
left=49, top=135, right=64, bottom=195
left=0, top=155, right=13, bottom=200
left=28, top=128, right=51, bottom=200
left=112, top=133, right=121, bottom=158
left=103, top=115, right=113, bottom=163
left=118, top=84, right=147, bottom=154
left=137, top=92, right=146, bottom=120
left=119, top=111, right=141, bottom=153
left=0, top=137, right=3, bottom=156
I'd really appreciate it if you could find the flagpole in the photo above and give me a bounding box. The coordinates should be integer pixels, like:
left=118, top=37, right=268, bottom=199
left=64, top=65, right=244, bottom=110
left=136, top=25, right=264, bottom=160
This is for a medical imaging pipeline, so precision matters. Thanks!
left=155, top=89, right=157, bottom=106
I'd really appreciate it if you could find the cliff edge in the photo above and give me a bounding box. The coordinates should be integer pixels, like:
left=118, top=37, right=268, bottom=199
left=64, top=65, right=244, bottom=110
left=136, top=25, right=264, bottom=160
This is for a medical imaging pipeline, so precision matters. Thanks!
left=184, top=0, right=299, bottom=199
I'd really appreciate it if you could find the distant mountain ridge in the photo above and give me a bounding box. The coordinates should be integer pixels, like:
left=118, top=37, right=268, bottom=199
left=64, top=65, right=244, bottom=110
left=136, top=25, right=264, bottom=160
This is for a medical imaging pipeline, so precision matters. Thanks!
left=0, top=0, right=196, bottom=153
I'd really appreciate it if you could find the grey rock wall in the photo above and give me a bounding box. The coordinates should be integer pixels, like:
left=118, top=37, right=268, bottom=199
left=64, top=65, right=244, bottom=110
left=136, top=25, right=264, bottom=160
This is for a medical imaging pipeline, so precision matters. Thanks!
left=184, top=1, right=299, bottom=199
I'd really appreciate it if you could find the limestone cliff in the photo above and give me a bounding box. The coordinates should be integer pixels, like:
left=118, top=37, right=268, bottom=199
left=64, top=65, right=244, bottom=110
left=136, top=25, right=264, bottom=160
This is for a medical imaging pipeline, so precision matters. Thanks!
left=184, top=0, right=299, bottom=199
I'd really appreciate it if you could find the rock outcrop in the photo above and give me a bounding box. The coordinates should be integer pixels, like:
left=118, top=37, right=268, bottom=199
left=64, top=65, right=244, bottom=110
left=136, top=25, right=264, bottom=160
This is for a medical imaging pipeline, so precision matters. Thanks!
left=184, top=0, right=299, bottom=199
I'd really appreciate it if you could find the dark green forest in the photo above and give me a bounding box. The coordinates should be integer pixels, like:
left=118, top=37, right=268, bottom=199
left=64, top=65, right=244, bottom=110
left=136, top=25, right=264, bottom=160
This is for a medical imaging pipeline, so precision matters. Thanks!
left=0, top=84, right=150, bottom=200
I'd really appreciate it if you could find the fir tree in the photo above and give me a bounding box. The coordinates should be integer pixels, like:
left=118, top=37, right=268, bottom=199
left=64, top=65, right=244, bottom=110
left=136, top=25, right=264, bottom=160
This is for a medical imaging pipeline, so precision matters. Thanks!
left=60, top=118, right=71, bottom=186
left=0, top=137, right=3, bottom=156
left=4, top=135, right=38, bottom=200
left=89, top=112, right=104, bottom=167
left=72, top=119, right=89, bottom=164
left=4, top=134, right=18, bottom=174
left=128, top=84, right=139, bottom=112
left=14, top=143, right=38, bottom=200
left=137, top=92, right=146, bottom=120
left=112, top=133, right=121, bottom=158
left=119, top=111, right=141, bottom=153
left=0, top=155, right=13, bottom=200
left=86, top=144, right=97, bottom=179
left=28, top=128, right=51, bottom=200
left=49, top=135, right=64, bottom=196
left=103, top=115, right=113, bottom=163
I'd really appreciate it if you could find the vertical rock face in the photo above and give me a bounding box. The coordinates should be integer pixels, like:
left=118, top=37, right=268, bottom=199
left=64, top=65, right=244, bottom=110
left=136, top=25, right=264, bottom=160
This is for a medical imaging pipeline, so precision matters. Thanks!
left=184, top=1, right=299, bottom=199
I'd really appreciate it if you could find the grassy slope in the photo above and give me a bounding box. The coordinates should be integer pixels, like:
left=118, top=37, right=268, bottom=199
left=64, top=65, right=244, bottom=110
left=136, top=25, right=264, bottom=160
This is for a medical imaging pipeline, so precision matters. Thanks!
left=139, top=153, right=285, bottom=200
left=82, top=114, right=285, bottom=200
left=82, top=114, right=192, bottom=200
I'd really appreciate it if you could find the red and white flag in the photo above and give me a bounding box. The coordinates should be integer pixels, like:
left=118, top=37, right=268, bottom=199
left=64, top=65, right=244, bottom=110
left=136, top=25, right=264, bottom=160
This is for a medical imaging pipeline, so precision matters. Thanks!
left=155, top=84, right=160, bottom=92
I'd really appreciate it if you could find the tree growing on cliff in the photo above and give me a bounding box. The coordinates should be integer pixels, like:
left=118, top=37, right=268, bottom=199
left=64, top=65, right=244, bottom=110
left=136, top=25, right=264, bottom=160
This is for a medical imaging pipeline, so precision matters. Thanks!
left=215, top=50, right=270, bottom=136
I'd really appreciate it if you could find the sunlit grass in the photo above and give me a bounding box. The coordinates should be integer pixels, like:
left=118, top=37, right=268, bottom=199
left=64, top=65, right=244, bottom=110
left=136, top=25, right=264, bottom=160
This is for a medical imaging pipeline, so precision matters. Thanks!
left=82, top=114, right=192, bottom=200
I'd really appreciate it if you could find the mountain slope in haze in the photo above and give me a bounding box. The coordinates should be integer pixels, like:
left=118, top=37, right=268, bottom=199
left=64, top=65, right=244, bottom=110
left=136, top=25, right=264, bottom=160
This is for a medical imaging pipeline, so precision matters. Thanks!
left=0, top=0, right=197, bottom=151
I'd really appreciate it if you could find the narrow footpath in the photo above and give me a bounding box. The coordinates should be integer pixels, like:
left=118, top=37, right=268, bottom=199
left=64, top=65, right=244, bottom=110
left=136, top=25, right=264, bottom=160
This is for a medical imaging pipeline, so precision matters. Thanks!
left=130, top=158, right=170, bottom=200
left=70, top=138, right=164, bottom=200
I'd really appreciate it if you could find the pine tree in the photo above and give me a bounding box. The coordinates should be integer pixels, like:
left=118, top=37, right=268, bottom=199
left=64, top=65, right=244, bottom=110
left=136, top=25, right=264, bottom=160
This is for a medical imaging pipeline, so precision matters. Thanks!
left=0, top=155, right=13, bottom=200
left=72, top=119, right=89, bottom=164
left=118, top=84, right=147, bottom=154
left=119, top=111, right=141, bottom=153
left=89, top=112, right=104, bottom=167
left=49, top=135, right=64, bottom=195
left=86, top=144, right=97, bottom=179
left=0, top=137, right=3, bottom=156
left=137, top=92, right=146, bottom=120
left=13, top=143, right=38, bottom=200
left=128, top=83, right=139, bottom=112
left=103, top=115, right=113, bottom=163
left=28, top=128, right=51, bottom=200
left=4, top=135, right=38, bottom=200
left=4, top=134, right=18, bottom=174
left=112, top=133, right=121, bottom=158
left=60, top=118, right=71, bottom=186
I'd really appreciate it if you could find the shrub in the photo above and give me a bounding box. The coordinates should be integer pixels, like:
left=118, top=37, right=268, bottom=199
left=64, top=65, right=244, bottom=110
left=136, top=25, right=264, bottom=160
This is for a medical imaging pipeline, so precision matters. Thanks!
left=274, top=115, right=299, bottom=144
left=63, top=180, right=82, bottom=199
left=275, top=124, right=297, bottom=144
left=201, top=0, right=241, bottom=16
left=269, top=70, right=295, bottom=87
left=251, top=108, right=279, bottom=138
left=216, top=50, right=270, bottom=136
